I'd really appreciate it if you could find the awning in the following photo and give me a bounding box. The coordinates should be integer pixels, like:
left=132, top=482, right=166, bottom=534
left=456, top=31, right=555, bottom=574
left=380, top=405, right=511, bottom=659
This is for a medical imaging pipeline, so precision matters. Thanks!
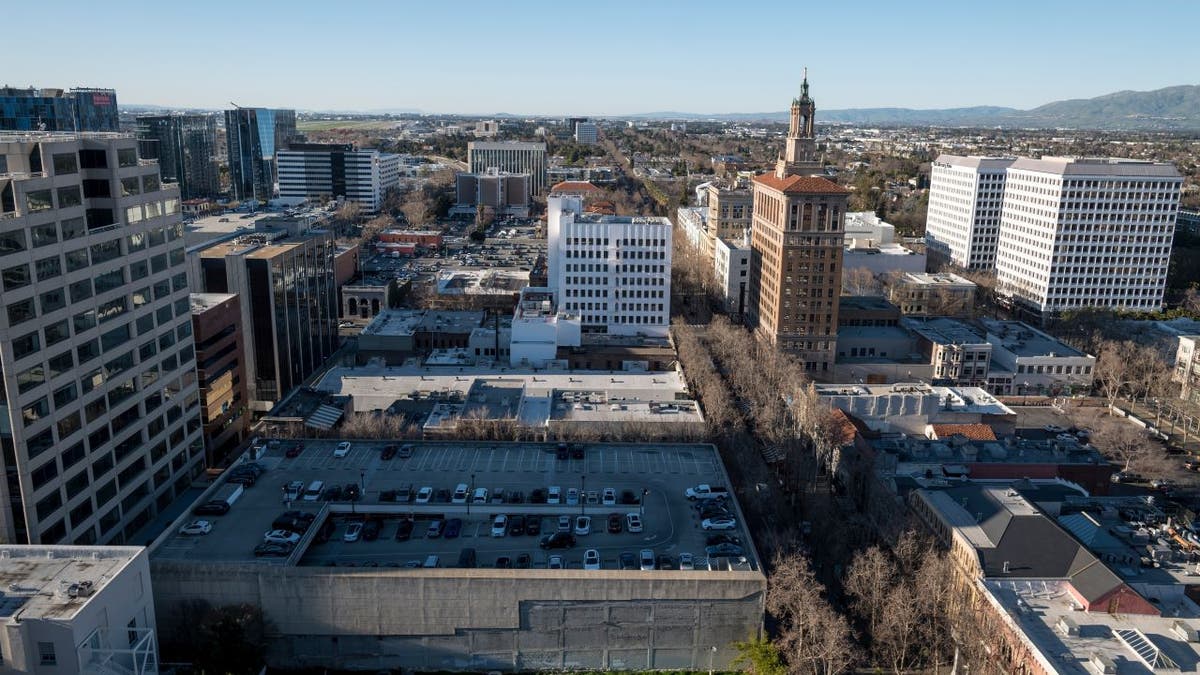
left=306, top=404, right=345, bottom=431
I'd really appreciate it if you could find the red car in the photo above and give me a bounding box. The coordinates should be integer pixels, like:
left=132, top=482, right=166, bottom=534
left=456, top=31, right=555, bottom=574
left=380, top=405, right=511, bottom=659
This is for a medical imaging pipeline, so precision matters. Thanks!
left=285, top=443, right=303, bottom=458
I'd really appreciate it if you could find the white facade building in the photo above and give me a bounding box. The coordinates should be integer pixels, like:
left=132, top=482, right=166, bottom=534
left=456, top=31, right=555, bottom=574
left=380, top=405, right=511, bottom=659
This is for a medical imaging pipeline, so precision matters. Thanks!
left=676, top=206, right=707, bottom=252
left=509, top=287, right=581, bottom=368
left=0, top=546, right=158, bottom=674
left=467, top=141, right=548, bottom=195
left=979, top=318, right=1095, bottom=396
left=994, top=157, right=1182, bottom=317
left=276, top=144, right=400, bottom=213
left=925, top=156, right=1014, bottom=269
left=574, top=121, right=598, bottom=145
left=0, top=133, right=204, bottom=546
left=547, top=196, right=672, bottom=338
left=714, top=235, right=751, bottom=317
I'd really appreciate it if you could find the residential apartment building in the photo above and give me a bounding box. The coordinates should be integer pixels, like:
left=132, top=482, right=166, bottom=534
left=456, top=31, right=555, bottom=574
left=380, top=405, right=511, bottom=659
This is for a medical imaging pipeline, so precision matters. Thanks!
left=0, top=87, right=119, bottom=132
left=924, top=155, right=1013, bottom=269
left=546, top=195, right=672, bottom=338
left=0, top=545, right=158, bottom=674
left=0, top=133, right=203, bottom=545
left=714, top=235, right=751, bottom=318
left=995, top=157, right=1182, bottom=319
left=190, top=230, right=339, bottom=409
left=276, top=143, right=399, bottom=213
left=224, top=107, right=298, bottom=202
left=748, top=173, right=849, bottom=373
left=136, top=113, right=220, bottom=200
left=468, top=141, right=547, bottom=195
left=887, top=272, right=976, bottom=317
left=574, top=121, right=598, bottom=145
left=190, top=293, right=248, bottom=466
left=454, top=169, right=530, bottom=217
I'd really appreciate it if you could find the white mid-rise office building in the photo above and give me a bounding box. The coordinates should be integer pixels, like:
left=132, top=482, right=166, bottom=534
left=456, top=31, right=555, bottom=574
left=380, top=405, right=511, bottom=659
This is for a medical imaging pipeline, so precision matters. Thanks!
left=994, top=157, right=1182, bottom=317
left=547, top=196, right=672, bottom=338
left=468, top=141, right=548, bottom=195
left=0, top=133, right=204, bottom=546
left=276, top=143, right=400, bottom=213
left=925, top=155, right=1014, bottom=269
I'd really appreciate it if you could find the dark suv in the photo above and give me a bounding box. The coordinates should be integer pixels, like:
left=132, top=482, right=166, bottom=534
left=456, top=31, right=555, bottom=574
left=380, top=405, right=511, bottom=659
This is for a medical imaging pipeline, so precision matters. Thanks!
left=539, top=531, right=576, bottom=550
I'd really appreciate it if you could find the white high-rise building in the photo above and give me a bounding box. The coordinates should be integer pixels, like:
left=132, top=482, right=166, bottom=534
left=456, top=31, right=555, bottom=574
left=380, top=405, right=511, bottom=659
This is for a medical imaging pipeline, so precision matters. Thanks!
left=925, top=155, right=1014, bottom=269
left=468, top=141, right=547, bottom=195
left=546, top=196, right=672, bottom=337
left=0, top=133, right=204, bottom=545
left=276, top=143, right=400, bottom=213
left=994, top=157, right=1182, bottom=318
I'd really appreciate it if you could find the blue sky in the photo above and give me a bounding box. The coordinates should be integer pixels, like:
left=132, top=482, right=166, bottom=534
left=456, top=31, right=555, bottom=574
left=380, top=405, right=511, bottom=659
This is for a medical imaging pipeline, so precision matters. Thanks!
left=8, top=0, right=1198, bottom=115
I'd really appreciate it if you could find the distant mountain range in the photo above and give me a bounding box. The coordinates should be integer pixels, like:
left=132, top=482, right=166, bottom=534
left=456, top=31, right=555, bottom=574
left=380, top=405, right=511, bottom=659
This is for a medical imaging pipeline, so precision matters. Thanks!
left=120, top=85, right=1200, bottom=131
left=626, top=85, right=1200, bottom=130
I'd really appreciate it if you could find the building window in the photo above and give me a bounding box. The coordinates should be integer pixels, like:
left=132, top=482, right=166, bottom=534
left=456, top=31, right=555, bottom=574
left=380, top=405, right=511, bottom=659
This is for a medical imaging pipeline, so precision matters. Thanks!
left=37, top=641, right=55, bottom=665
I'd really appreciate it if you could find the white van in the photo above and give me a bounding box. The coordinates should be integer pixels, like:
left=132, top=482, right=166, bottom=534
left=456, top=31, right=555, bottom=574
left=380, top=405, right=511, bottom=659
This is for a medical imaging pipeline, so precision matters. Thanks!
left=302, top=480, right=325, bottom=501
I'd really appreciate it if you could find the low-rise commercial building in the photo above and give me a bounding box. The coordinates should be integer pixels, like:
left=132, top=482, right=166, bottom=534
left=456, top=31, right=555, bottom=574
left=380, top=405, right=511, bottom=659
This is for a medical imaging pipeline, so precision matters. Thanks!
left=357, top=309, right=487, bottom=365
left=979, top=318, right=1095, bottom=396
left=841, top=211, right=926, bottom=281
left=816, top=383, right=1016, bottom=436
left=436, top=268, right=529, bottom=311
left=0, top=545, right=158, bottom=674
left=887, top=272, right=976, bottom=317
left=454, top=170, right=531, bottom=218
left=906, top=318, right=992, bottom=386
left=342, top=276, right=405, bottom=320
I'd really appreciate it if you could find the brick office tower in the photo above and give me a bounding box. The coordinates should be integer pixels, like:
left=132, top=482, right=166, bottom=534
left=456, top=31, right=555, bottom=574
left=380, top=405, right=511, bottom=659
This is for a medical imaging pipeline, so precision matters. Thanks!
left=748, top=74, right=849, bottom=374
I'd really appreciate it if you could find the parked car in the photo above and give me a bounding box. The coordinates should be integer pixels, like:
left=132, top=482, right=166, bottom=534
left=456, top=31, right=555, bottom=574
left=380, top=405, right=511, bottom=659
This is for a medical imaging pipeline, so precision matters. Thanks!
left=679, top=552, right=695, bottom=570
left=602, top=488, right=617, bottom=506
left=343, top=523, right=363, bottom=542
left=566, top=488, right=580, bottom=506
left=444, top=518, right=463, bottom=539
left=472, top=487, right=490, bottom=504
left=571, top=445, right=584, bottom=460
left=263, top=529, right=301, bottom=545
left=415, top=486, right=433, bottom=503
left=619, top=551, right=638, bottom=570
left=193, top=501, right=230, bottom=516
left=180, top=520, right=212, bottom=536
left=706, top=542, right=745, bottom=557
left=530, top=488, right=547, bottom=504
left=427, top=519, right=444, bottom=539
left=495, top=556, right=512, bottom=569
left=626, top=513, right=643, bottom=533
left=381, top=445, right=397, bottom=460
left=539, top=532, right=576, bottom=550
left=526, top=517, right=542, bottom=536
left=322, top=485, right=343, bottom=501
left=557, top=515, right=572, bottom=532
left=639, top=549, right=656, bottom=571
left=699, top=504, right=731, bottom=520
left=398, top=444, right=414, bottom=459
left=583, top=549, right=601, bottom=570
left=343, top=483, right=361, bottom=501
left=226, top=473, right=256, bottom=487
left=508, top=515, right=525, bottom=536
left=515, top=553, right=531, bottom=569
left=285, top=443, right=302, bottom=458
left=548, top=555, right=565, bottom=569
left=362, top=520, right=381, bottom=541
left=685, top=484, right=730, bottom=501
left=254, top=542, right=293, bottom=557
left=556, top=442, right=570, bottom=460
left=706, top=533, right=742, bottom=546
left=574, top=515, right=591, bottom=536
left=452, top=483, right=469, bottom=504
left=607, top=513, right=623, bottom=533
left=547, top=486, right=562, bottom=504
left=491, top=515, right=508, bottom=537
left=656, top=554, right=677, bottom=570
left=701, top=517, right=737, bottom=531
left=394, top=519, right=414, bottom=541
left=334, top=441, right=352, bottom=458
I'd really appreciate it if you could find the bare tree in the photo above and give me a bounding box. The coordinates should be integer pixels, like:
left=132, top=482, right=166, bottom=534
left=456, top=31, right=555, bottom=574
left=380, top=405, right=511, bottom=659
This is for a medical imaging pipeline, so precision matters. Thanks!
left=767, top=553, right=858, bottom=675
left=843, top=545, right=895, bottom=639
left=1091, top=416, right=1160, bottom=474
left=841, top=267, right=883, bottom=296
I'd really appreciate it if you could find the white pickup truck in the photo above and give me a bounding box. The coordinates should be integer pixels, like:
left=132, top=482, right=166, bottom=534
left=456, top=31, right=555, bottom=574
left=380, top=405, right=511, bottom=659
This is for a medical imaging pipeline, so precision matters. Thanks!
left=685, top=484, right=730, bottom=500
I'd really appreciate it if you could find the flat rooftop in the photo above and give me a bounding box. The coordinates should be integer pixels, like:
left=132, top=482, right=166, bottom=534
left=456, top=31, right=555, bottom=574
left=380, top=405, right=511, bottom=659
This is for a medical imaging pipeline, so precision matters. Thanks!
left=900, top=272, right=976, bottom=287
left=361, top=309, right=484, bottom=337
left=190, top=292, right=236, bottom=314
left=904, top=317, right=988, bottom=346
left=437, top=269, right=529, bottom=295
left=0, top=546, right=144, bottom=621
left=153, top=441, right=755, bottom=571
left=981, top=319, right=1086, bottom=358
left=982, top=578, right=1200, bottom=674
left=815, top=383, right=1015, bottom=416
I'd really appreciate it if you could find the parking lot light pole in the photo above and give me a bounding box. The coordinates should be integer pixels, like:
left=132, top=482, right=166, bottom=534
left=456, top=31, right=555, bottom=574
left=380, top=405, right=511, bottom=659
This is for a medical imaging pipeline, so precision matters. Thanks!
left=580, top=475, right=586, bottom=515
left=709, top=645, right=717, bottom=675
left=641, top=488, right=648, bottom=518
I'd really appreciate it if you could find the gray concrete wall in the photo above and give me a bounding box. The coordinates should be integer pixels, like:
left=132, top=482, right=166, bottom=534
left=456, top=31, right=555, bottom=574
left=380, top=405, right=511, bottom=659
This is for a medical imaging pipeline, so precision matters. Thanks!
left=152, top=563, right=764, bottom=671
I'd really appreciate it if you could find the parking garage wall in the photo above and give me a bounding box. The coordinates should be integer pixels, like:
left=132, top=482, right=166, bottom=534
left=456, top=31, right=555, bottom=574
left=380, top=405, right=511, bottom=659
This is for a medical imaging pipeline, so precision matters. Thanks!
left=151, top=563, right=764, bottom=671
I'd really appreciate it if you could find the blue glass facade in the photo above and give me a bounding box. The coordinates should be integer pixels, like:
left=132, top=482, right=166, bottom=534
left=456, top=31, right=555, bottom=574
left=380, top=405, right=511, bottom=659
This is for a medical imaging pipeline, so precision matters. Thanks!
left=224, top=108, right=297, bottom=202
left=0, top=87, right=118, bottom=132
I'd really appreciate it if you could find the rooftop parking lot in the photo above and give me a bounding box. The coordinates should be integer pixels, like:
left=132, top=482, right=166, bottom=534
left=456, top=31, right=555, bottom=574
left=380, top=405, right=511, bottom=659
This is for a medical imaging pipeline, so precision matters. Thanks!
left=153, top=441, right=755, bottom=571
